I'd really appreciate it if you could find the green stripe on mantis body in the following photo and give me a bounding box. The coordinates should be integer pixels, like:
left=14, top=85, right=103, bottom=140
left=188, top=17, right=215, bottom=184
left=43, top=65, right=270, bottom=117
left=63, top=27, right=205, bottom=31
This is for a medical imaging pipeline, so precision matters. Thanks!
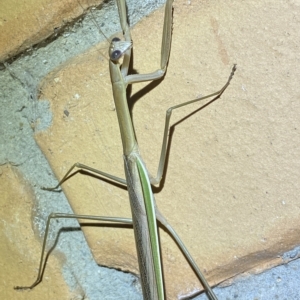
left=135, top=155, right=164, bottom=300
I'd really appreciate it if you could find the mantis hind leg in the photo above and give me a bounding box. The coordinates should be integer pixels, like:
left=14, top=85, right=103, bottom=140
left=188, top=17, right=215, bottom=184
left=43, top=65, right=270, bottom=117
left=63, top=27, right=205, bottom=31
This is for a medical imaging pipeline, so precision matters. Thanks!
left=14, top=213, right=132, bottom=290
left=155, top=209, right=218, bottom=300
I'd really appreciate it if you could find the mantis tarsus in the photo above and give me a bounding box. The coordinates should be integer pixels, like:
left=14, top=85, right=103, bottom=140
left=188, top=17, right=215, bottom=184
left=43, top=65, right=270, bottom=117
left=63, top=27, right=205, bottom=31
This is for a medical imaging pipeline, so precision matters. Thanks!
left=15, top=0, right=236, bottom=299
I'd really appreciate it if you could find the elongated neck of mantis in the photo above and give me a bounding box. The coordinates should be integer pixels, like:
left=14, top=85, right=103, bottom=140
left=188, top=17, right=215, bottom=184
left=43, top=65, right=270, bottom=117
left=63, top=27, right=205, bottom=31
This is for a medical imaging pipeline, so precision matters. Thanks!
left=109, top=59, right=137, bottom=155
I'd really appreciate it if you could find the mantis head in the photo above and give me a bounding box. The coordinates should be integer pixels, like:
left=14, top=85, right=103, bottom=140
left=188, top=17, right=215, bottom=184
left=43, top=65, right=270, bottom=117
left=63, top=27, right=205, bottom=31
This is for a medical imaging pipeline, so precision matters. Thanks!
left=109, top=37, right=132, bottom=62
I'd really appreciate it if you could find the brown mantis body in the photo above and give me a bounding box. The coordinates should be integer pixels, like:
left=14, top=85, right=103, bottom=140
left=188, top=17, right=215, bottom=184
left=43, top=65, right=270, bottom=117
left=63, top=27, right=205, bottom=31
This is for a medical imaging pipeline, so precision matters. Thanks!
left=15, top=1, right=236, bottom=299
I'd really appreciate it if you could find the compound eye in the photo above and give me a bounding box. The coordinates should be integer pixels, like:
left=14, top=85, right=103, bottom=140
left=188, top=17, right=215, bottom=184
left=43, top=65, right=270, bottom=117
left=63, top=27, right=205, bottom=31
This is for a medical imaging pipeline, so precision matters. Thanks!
left=110, top=50, right=122, bottom=60
left=112, top=37, right=121, bottom=42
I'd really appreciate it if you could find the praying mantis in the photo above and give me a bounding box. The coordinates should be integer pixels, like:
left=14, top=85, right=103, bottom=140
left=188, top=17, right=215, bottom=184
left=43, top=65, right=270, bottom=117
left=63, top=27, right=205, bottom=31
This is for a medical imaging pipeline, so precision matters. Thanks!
left=15, top=0, right=236, bottom=299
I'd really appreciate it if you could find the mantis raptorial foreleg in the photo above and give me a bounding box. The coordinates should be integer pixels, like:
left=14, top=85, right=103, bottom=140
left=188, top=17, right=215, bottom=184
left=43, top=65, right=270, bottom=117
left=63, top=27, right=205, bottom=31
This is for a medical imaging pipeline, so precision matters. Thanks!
left=15, top=0, right=236, bottom=299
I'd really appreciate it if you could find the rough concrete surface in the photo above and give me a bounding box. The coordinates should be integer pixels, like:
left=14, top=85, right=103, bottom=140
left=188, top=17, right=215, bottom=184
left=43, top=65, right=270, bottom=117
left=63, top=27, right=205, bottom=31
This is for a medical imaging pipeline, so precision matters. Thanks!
left=0, top=0, right=105, bottom=62
left=0, top=165, right=71, bottom=299
left=1, top=0, right=300, bottom=299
